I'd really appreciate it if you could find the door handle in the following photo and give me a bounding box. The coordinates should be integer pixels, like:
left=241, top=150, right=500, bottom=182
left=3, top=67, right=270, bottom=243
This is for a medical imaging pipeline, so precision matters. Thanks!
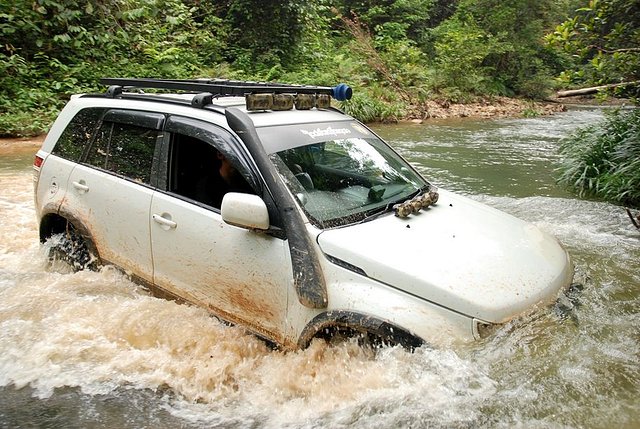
left=72, top=181, right=89, bottom=192
left=152, top=213, right=177, bottom=229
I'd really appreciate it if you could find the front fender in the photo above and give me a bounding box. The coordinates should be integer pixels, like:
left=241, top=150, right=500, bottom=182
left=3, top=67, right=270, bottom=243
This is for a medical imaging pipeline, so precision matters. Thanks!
left=298, top=310, right=424, bottom=350
left=291, top=258, right=477, bottom=349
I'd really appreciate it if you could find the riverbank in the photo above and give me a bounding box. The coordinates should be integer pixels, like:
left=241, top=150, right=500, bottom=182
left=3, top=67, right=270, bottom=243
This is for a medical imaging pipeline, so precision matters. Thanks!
left=0, top=135, right=45, bottom=155
left=404, top=97, right=566, bottom=123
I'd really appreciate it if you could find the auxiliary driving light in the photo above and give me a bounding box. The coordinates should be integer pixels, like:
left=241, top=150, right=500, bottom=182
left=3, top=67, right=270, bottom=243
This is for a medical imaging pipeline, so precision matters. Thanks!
left=246, top=93, right=273, bottom=111
left=295, top=94, right=315, bottom=110
left=245, top=83, right=352, bottom=111
left=273, top=94, right=294, bottom=111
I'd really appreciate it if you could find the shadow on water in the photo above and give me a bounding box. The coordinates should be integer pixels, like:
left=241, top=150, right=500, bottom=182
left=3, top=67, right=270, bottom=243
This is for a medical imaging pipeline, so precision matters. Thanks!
left=0, top=107, right=638, bottom=428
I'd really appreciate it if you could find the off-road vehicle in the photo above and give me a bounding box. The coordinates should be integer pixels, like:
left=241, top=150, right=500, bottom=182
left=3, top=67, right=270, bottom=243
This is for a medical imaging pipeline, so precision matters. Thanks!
left=33, top=78, right=574, bottom=349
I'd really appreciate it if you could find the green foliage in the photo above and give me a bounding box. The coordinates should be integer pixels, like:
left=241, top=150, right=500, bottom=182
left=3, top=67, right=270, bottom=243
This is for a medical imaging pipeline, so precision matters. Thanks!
left=340, top=92, right=404, bottom=123
left=558, top=109, right=640, bottom=208
left=337, top=0, right=437, bottom=45
left=430, top=0, right=568, bottom=99
left=431, top=17, right=509, bottom=100
left=223, top=0, right=307, bottom=72
left=0, top=0, right=600, bottom=136
left=0, top=0, right=227, bottom=136
left=547, top=0, right=640, bottom=98
left=0, top=52, right=70, bottom=136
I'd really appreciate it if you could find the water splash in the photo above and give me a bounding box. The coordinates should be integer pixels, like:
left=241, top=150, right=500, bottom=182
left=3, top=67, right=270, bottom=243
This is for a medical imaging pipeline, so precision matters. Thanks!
left=0, top=169, right=497, bottom=428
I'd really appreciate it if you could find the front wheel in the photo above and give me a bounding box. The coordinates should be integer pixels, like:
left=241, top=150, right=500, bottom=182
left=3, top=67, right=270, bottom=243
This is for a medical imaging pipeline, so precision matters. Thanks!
left=317, top=326, right=406, bottom=352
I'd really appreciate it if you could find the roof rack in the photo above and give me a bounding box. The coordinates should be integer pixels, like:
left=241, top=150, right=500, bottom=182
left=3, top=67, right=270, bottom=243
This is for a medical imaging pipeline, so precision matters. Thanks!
left=100, top=78, right=353, bottom=109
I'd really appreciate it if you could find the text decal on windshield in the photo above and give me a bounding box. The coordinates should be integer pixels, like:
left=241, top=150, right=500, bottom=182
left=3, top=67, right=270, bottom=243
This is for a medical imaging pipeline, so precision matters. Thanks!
left=300, top=126, right=351, bottom=139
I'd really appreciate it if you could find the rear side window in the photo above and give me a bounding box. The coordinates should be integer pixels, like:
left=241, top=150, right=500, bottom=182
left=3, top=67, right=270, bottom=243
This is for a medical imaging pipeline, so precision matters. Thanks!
left=84, top=110, right=164, bottom=184
left=52, top=108, right=106, bottom=161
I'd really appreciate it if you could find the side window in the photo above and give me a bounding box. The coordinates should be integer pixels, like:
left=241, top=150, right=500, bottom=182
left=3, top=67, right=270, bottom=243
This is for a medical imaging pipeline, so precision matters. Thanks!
left=109, top=123, right=159, bottom=183
left=52, top=108, right=106, bottom=161
left=85, top=122, right=111, bottom=169
left=167, top=133, right=254, bottom=209
left=85, top=119, right=162, bottom=184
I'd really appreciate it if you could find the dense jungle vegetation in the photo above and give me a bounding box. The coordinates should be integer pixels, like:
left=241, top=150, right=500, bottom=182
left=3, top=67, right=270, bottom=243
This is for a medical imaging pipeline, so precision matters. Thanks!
left=1, top=0, right=638, bottom=206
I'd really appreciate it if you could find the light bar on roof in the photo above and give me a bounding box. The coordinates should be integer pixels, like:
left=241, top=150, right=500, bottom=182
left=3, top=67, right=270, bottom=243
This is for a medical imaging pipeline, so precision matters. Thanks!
left=244, top=83, right=352, bottom=111
left=246, top=92, right=336, bottom=111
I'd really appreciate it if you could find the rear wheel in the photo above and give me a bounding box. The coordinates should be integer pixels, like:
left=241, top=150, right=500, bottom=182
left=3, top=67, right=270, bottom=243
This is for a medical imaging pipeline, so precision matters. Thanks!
left=46, top=222, right=98, bottom=271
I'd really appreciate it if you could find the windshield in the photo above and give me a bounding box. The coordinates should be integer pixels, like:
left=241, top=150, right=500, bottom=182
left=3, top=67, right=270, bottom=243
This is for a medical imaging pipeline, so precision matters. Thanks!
left=261, top=122, right=428, bottom=228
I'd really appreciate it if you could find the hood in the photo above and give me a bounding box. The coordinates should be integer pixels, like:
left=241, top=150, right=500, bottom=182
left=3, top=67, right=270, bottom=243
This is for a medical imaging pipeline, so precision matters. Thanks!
left=317, top=190, right=573, bottom=323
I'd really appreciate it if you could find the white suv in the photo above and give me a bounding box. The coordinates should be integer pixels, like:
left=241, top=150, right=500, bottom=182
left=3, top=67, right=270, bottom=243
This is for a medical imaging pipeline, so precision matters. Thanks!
left=33, top=78, right=574, bottom=349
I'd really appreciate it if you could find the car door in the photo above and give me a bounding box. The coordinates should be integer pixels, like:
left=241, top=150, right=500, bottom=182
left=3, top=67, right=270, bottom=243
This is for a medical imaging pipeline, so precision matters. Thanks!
left=64, top=109, right=164, bottom=282
left=149, top=116, right=292, bottom=342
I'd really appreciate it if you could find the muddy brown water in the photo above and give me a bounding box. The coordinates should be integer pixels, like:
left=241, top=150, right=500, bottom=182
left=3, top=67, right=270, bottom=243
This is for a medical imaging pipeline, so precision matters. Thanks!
left=0, top=107, right=638, bottom=428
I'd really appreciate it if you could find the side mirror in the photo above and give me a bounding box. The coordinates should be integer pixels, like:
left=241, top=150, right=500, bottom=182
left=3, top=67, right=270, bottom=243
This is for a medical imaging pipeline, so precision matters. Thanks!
left=221, top=193, right=270, bottom=230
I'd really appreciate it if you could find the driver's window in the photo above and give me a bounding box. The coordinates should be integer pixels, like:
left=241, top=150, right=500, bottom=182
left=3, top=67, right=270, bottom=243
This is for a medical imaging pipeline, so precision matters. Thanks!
left=167, top=133, right=253, bottom=209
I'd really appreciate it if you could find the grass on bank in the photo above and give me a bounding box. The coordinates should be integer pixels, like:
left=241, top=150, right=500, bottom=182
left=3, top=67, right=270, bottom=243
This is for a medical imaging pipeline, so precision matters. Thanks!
left=558, top=108, right=640, bottom=209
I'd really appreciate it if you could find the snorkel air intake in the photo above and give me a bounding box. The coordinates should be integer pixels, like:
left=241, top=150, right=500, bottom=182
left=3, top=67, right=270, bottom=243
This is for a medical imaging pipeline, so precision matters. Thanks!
left=331, top=83, right=352, bottom=101
left=225, top=108, right=328, bottom=309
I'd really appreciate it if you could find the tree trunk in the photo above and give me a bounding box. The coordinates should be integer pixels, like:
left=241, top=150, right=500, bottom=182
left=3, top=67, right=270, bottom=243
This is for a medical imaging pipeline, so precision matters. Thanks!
left=557, top=81, right=640, bottom=98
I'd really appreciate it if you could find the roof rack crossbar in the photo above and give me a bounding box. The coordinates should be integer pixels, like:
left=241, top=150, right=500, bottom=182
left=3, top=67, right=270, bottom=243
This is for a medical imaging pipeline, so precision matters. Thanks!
left=99, top=78, right=352, bottom=101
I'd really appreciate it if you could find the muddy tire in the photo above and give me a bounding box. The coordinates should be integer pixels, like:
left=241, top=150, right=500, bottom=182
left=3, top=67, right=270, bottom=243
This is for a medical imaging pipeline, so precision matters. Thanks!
left=317, top=326, right=393, bottom=351
left=47, top=223, right=98, bottom=271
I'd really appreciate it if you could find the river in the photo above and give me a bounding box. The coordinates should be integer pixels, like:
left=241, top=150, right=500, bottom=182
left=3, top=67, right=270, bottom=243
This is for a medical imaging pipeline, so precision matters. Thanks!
left=0, top=107, right=638, bottom=428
